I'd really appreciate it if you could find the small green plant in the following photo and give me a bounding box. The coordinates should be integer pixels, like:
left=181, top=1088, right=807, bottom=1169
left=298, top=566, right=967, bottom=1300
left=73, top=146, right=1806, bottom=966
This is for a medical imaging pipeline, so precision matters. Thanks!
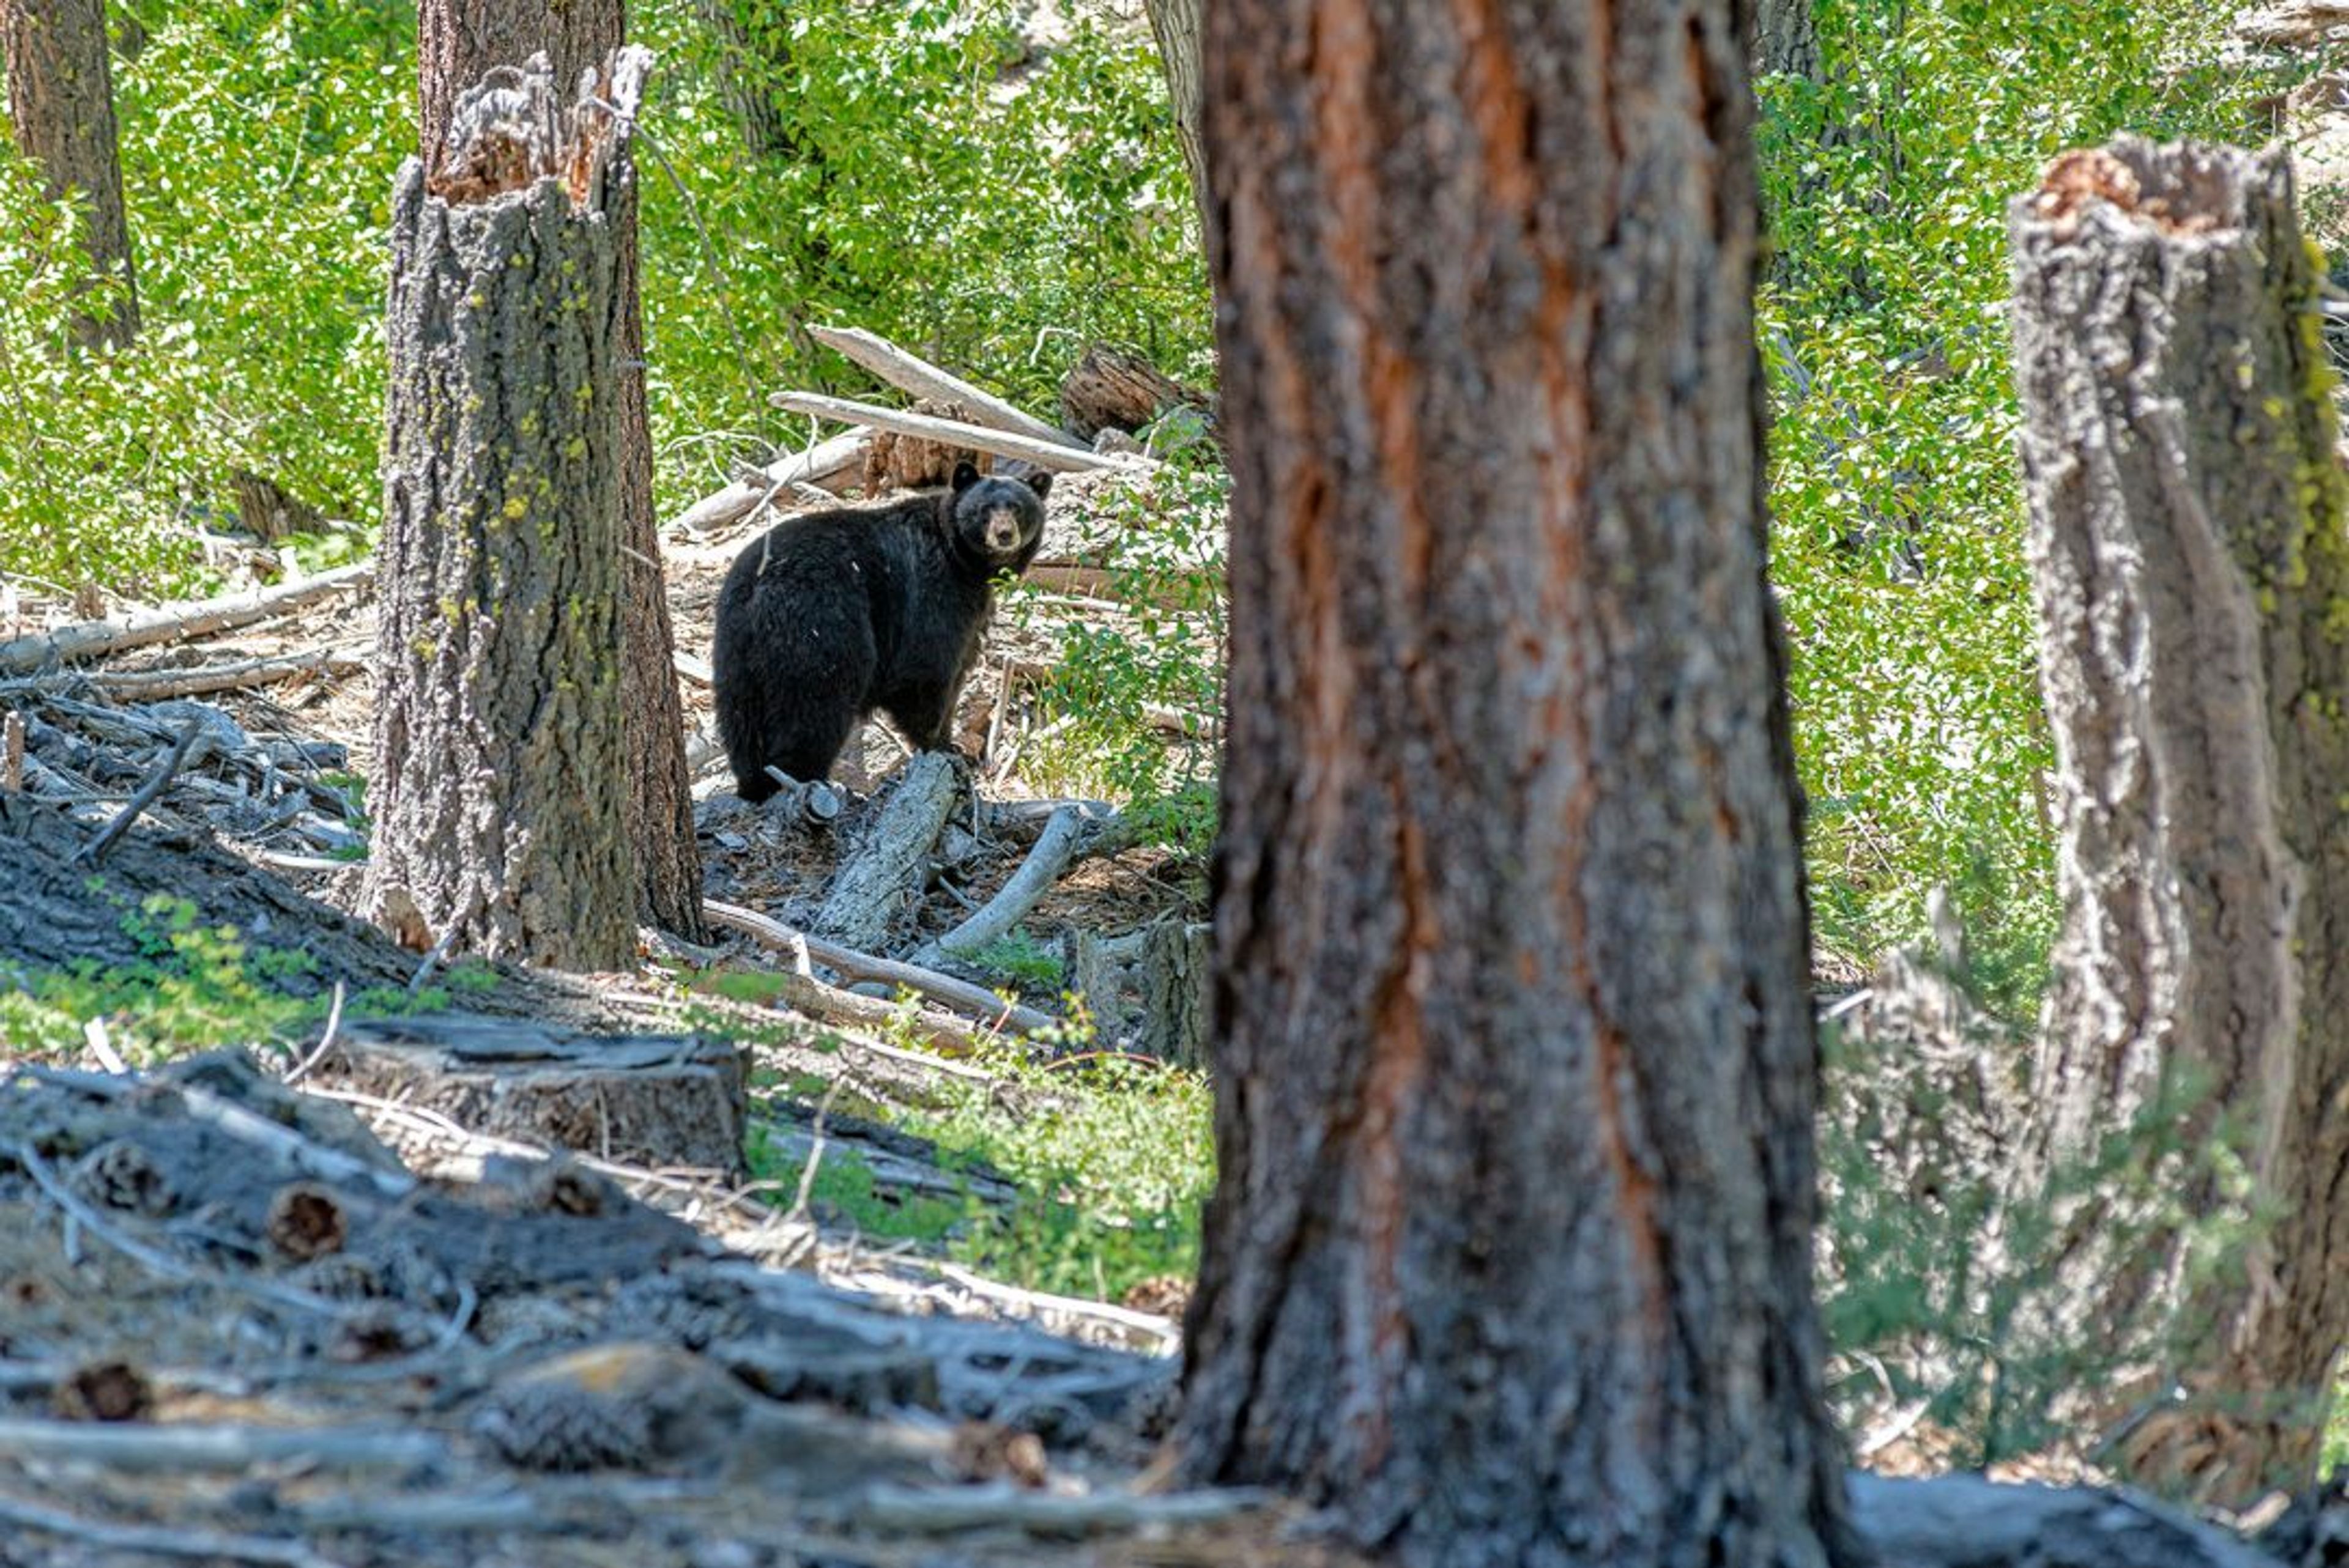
left=1016, top=460, right=1226, bottom=859
left=966, top=928, right=1064, bottom=990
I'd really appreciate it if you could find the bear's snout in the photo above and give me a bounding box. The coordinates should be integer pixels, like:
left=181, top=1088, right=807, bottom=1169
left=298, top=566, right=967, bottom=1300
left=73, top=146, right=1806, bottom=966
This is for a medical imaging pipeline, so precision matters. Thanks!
left=985, top=508, right=1023, bottom=552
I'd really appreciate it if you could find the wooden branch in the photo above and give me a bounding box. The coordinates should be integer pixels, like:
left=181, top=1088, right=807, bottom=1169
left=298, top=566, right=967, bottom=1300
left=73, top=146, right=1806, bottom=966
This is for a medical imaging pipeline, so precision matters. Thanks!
left=0, top=1416, right=443, bottom=1473
left=853, top=1480, right=1267, bottom=1535
left=1846, top=1473, right=2273, bottom=1568
left=1, top=709, right=20, bottom=791
left=0, top=563, right=374, bottom=676
left=86, top=648, right=366, bottom=700
left=705, top=897, right=1056, bottom=1036
left=807, top=324, right=1085, bottom=452
left=667, top=429, right=869, bottom=536
left=0, top=1491, right=341, bottom=1568
left=770, top=392, right=1153, bottom=475
left=770, top=966, right=1003, bottom=1057
left=814, top=752, right=963, bottom=950
left=75, top=716, right=207, bottom=867
left=925, top=804, right=1092, bottom=961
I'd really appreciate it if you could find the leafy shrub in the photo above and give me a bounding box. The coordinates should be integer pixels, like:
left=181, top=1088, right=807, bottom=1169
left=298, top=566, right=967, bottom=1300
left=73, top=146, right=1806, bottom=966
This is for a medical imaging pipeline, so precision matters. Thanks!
left=1759, top=0, right=2269, bottom=970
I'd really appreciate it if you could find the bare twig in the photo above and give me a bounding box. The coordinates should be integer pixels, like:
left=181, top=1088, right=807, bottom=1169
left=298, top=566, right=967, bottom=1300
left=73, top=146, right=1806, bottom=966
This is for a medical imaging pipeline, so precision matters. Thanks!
left=1, top=708, right=21, bottom=790
left=75, top=716, right=207, bottom=866
left=86, top=648, right=366, bottom=700
left=924, top=804, right=1107, bottom=961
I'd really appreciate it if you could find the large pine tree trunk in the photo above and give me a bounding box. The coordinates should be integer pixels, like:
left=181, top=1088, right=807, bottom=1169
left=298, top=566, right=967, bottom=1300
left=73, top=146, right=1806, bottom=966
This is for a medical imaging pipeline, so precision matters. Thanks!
left=0, top=0, right=137, bottom=347
left=1179, top=5, right=1855, bottom=1566
left=418, top=0, right=705, bottom=942
left=363, top=54, right=649, bottom=971
left=2009, top=137, right=2349, bottom=1504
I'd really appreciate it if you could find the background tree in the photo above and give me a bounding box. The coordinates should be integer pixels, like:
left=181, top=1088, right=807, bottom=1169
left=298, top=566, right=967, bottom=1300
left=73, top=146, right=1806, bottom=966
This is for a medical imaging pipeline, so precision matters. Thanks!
left=1140, top=0, right=1204, bottom=235
left=418, top=0, right=704, bottom=942
left=1178, top=4, right=1855, bottom=1566
left=1754, top=0, right=1822, bottom=84
left=364, top=53, right=647, bottom=970
left=0, top=0, right=137, bottom=347
left=2008, top=138, right=2349, bottom=1504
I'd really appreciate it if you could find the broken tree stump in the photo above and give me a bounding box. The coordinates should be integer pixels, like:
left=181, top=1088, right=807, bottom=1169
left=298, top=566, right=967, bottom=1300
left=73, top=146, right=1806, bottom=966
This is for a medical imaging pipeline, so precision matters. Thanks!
left=364, top=52, right=651, bottom=969
left=319, top=1015, right=751, bottom=1178
left=1056, top=343, right=1216, bottom=447
left=2008, top=136, right=2349, bottom=1502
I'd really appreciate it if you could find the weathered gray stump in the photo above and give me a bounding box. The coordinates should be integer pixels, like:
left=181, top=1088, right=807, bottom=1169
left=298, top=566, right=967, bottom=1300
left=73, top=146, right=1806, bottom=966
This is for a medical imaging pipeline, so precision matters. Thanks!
left=323, top=1015, right=749, bottom=1178
left=811, top=753, right=963, bottom=950
left=2009, top=136, right=2349, bottom=1502
left=364, top=53, right=651, bottom=970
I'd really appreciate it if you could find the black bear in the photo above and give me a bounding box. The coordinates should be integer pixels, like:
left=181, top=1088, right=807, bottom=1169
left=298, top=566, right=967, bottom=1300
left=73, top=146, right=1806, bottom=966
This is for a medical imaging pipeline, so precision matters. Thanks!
left=711, top=460, right=1052, bottom=801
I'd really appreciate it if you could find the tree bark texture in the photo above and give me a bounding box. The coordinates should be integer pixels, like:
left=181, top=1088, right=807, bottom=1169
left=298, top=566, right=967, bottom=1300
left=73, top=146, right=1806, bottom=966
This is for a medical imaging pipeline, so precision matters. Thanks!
left=692, top=0, right=791, bottom=160
left=1181, top=6, right=1855, bottom=1567
left=365, top=54, right=652, bottom=971
left=1140, top=0, right=1206, bottom=236
left=1753, top=0, right=1822, bottom=83
left=2009, top=137, right=2349, bottom=1504
left=0, top=0, right=137, bottom=347
left=418, top=0, right=705, bottom=941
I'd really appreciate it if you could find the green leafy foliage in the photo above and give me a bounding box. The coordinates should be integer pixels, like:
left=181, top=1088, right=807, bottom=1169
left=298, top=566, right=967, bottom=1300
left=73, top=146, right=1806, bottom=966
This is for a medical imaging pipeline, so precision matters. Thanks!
left=1015, top=460, right=1226, bottom=857
left=1759, top=0, right=2268, bottom=971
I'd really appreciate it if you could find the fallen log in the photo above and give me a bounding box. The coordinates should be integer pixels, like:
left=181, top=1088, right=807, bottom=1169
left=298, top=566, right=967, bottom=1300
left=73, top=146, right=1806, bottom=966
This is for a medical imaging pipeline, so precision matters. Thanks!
left=813, top=752, right=963, bottom=950
left=1057, top=342, right=1217, bottom=446
left=809, top=324, right=1083, bottom=451
left=769, top=391, right=1152, bottom=475
left=0, top=564, right=374, bottom=676
left=704, top=897, right=1055, bottom=1037
left=1845, top=1471, right=2273, bottom=1568
left=667, top=429, right=869, bottom=536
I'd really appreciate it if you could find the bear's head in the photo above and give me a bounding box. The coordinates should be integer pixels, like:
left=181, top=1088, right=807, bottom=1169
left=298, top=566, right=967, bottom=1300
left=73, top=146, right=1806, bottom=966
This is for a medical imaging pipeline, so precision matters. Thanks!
left=947, top=459, right=1051, bottom=575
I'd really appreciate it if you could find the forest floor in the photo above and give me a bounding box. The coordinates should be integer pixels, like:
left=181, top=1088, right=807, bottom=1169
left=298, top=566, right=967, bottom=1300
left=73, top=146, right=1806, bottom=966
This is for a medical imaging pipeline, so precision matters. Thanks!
left=0, top=477, right=1294, bottom=1567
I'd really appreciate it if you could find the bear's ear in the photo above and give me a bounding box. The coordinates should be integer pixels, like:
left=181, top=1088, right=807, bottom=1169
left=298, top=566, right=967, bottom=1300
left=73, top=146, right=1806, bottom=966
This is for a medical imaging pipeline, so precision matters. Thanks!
left=1023, top=469, right=1053, bottom=502
left=950, top=460, right=982, bottom=494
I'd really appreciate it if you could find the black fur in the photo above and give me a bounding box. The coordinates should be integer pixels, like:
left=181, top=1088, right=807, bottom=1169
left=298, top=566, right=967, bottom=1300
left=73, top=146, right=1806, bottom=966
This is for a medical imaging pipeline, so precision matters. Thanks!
left=711, top=461, right=1051, bottom=800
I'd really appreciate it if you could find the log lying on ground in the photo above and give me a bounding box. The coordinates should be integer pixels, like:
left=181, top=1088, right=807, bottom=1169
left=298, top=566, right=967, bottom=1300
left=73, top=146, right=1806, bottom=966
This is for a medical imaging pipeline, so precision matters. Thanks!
left=770, top=392, right=1152, bottom=475
left=809, top=325, right=1084, bottom=451
left=705, top=898, right=1055, bottom=1037
left=0, top=564, right=374, bottom=676
left=811, top=753, right=964, bottom=950
left=1846, top=1472, right=2273, bottom=1568
left=667, top=429, right=869, bottom=537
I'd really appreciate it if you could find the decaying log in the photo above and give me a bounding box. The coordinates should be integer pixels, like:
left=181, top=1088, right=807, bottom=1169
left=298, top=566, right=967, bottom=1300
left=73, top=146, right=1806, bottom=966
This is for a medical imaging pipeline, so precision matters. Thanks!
left=861, top=399, right=993, bottom=494
left=1056, top=342, right=1217, bottom=446
left=809, top=324, right=1083, bottom=451
left=812, top=753, right=963, bottom=950
left=0, top=564, right=374, bottom=677
left=314, top=1015, right=751, bottom=1178
left=82, top=649, right=366, bottom=701
left=667, top=429, right=869, bottom=537
left=770, top=391, right=1151, bottom=475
